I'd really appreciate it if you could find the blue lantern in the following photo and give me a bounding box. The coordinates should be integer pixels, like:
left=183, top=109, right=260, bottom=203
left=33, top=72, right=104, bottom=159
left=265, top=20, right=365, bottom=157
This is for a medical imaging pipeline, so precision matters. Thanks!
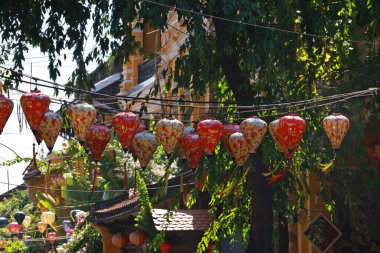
left=0, top=217, right=8, bottom=228
left=62, top=220, right=72, bottom=233
left=14, top=211, right=26, bottom=225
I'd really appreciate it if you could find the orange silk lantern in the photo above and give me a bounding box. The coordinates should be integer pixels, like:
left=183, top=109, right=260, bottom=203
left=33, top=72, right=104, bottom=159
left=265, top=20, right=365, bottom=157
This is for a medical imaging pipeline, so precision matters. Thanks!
left=7, top=222, right=21, bottom=234
left=240, top=116, right=267, bottom=154
left=269, top=119, right=285, bottom=153
left=112, top=111, right=140, bottom=153
left=0, top=94, right=14, bottom=134
left=277, top=115, right=306, bottom=160
left=178, top=126, right=195, bottom=159
left=181, top=134, right=204, bottom=170
left=222, top=123, right=240, bottom=157
left=39, top=110, right=63, bottom=152
left=156, top=118, right=184, bottom=156
left=112, top=233, right=130, bottom=248
left=131, top=131, right=159, bottom=169
left=229, top=132, right=249, bottom=167
left=129, top=230, right=148, bottom=246
left=197, top=119, right=224, bottom=156
left=160, top=241, right=172, bottom=253
left=85, top=125, right=111, bottom=163
left=67, top=103, right=96, bottom=145
left=323, top=113, right=350, bottom=150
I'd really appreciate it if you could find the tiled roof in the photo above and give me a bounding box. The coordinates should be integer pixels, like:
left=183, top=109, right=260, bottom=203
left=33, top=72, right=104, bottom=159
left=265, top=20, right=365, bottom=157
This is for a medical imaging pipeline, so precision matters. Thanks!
left=152, top=209, right=210, bottom=231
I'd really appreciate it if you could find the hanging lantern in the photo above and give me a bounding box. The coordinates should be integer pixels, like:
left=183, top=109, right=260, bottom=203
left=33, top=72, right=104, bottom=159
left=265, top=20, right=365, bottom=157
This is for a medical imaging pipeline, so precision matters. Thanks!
left=112, top=111, right=140, bottom=153
left=240, top=116, right=267, bottom=154
left=20, top=89, right=50, bottom=134
left=0, top=94, right=14, bottom=134
left=229, top=132, right=249, bottom=167
left=39, top=110, right=63, bottom=152
left=178, top=126, right=195, bottom=159
left=323, top=113, right=350, bottom=150
left=129, top=230, right=148, bottom=246
left=37, top=222, right=47, bottom=234
left=160, top=241, right=173, bottom=253
left=131, top=131, right=159, bottom=170
left=269, top=119, right=285, bottom=153
left=156, top=118, right=184, bottom=156
left=85, top=125, right=111, bottom=163
left=41, top=211, right=55, bottom=225
left=137, top=123, right=146, bottom=133
left=0, top=239, right=6, bottom=249
left=13, top=211, right=26, bottom=225
left=0, top=217, right=8, bottom=228
left=61, top=220, right=72, bottom=233
left=48, top=232, right=57, bottom=244
left=32, top=129, right=44, bottom=145
left=181, top=134, right=204, bottom=170
left=197, top=119, right=224, bottom=156
left=7, top=222, right=21, bottom=234
left=22, top=216, right=32, bottom=228
left=112, top=233, right=130, bottom=248
left=222, top=123, right=240, bottom=157
left=70, top=210, right=82, bottom=222
left=67, top=103, right=96, bottom=145
left=277, top=115, right=306, bottom=160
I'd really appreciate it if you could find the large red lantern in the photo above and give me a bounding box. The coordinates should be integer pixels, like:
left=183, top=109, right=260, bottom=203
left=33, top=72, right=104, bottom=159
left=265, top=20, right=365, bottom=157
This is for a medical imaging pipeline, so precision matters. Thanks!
left=178, top=126, right=195, bottom=159
left=323, top=113, right=350, bottom=150
left=222, top=123, right=240, bottom=157
left=181, top=134, right=204, bottom=170
left=85, top=125, right=111, bottom=163
left=240, top=116, right=267, bottom=154
left=33, top=128, right=44, bottom=145
left=112, top=233, right=130, bottom=248
left=131, top=131, right=159, bottom=169
left=67, top=103, right=96, bottom=145
left=129, top=230, right=148, bottom=246
left=277, top=115, right=306, bottom=159
left=229, top=132, right=249, bottom=167
left=20, top=89, right=50, bottom=134
left=156, top=118, right=184, bottom=156
left=39, top=110, right=63, bottom=152
left=269, top=119, right=285, bottom=153
left=197, top=119, right=224, bottom=156
left=112, top=111, right=140, bottom=153
left=160, top=241, right=173, bottom=253
left=0, top=94, right=14, bottom=134
left=7, top=222, right=21, bottom=234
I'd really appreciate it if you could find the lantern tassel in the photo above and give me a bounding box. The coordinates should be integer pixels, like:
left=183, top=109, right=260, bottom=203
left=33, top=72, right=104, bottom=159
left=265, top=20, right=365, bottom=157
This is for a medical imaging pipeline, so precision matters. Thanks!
left=319, top=151, right=336, bottom=172
left=123, top=163, right=128, bottom=190
left=134, top=167, right=137, bottom=195
left=196, top=170, right=208, bottom=191
left=90, top=168, right=97, bottom=195
left=267, top=165, right=289, bottom=184
left=180, top=173, right=184, bottom=193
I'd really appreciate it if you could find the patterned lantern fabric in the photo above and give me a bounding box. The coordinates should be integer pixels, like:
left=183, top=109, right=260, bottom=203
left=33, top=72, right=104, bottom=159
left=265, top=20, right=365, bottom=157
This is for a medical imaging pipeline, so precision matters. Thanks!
left=229, top=132, right=249, bottom=166
left=112, top=111, right=140, bottom=153
left=181, top=133, right=204, bottom=170
left=67, top=103, right=96, bottom=145
left=222, top=124, right=240, bottom=157
left=33, top=128, right=44, bottom=145
left=131, top=131, right=159, bottom=169
left=0, top=95, right=14, bottom=134
left=156, top=118, right=184, bottom=155
left=323, top=113, right=350, bottom=150
left=39, top=111, right=63, bottom=151
left=48, top=232, right=57, bottom=244
left=137, top=123, right=146, bottom=133
left=178, top=126, right=195, bottom=159
left=20, top=89, right=50, bottom=133
left=240, top=116, right=267, bottom=154
left=197, top=119, right=224, bottom=156
left=85, top=125, right=111, bottom=162
left=277, top=115, right=306, bottom=159
left=269, top=119, right=285, bottom=153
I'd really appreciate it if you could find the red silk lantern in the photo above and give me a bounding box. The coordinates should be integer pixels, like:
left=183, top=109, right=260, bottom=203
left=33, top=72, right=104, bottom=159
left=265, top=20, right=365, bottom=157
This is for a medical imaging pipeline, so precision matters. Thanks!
left=222, top=123, right=240, bottom=157
left=47, top=232, right=57, bottom=244
left=323, top=113, right=350, bottom=150
left=0, top=94, right=14, bottom=134
left=240, top=116, right=267, bottom=154
left=33, top=128, right=44, bottom=145
left=197, top=119, right=223, bottom=156
left=229, top=132, right=249, bottom=167
left=156, top=118, right=184, bottom=156
left=85, top=125, right=111, bottom=163
left=181, top=134, right=204, bottom=170
left=269, top=119, right=285, bottom=153
left=39, top=110, right=63, bottom=152
left=112, top=111, right=140, bottom=153
left=178, top=126, right=195, bottom=159
left=7, top=222, right=21, bottom=234
left=67, top=103, right=96, bottom=145
left=112, top=233, right=130, bottom=248
left=131, top=131, right=159, bottom=169
left=129, top=230, right=148, bottom=246
left=160, top=241, right=173, bottom=253
left=277, top=115, right=306, bottom=159
left=20, top=89, right=50, bottom=134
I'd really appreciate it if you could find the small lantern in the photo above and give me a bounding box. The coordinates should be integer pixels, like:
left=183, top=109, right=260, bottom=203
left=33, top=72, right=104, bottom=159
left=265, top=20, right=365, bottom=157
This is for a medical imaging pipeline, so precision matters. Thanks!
left=39, top=110, right=63, bottom=152
left=269, top=119, right=285, bottom=153
left=222, top=123, right=240, bottom=157
left=67, top=103, right=96, bottom=145
left=62, top=220, right=72, bottom=233
left=0, top=239, right=6, bottom=249
left=129, top=230, right=148, bottom=246
left=197, top=119, right=224, bottom=156
left=13, top=211, right=26, bottom=225
left=323, top=113, right=350, bottom=150
left=0, top=94, right=14, bottom=134
left=277, top=115, right=306, bottom=160
left=156, top=118, right=184, bottom=156
left=131, top=131, right=159, bottom=170
left=22, top=216, right=32, bottom=228
left=7, top=222, right=21, bottom=234
left=70, top=210, right=82, bottom=222
left=41, top=211, right=55, bottom=225
left=112, top=233, right=130, bottom=248
left=160, top=241, right=173, bottom=253
left=48, top=232, right=57, bottom=244
left=181, top=134, right=204, bottom=170
left=112, top=111, right=140, bottom=153
left=37, top=222, right=47, bottom=234
left=0, top=217, right=7, bottom=228
left=85, top=125, right=111, bottom=163
left=229, top=132, right=249, bottom=167
left=240, top=116, right=267, bottom=154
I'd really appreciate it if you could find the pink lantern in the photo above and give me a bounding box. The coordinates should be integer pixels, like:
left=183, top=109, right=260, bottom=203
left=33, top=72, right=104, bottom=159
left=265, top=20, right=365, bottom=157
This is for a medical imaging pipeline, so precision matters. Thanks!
left=229, top=132, right=249, bottom=166
left=131, top=131, right=159, bottom=169
left=156, top=118, right=184, bottom=156
left=240, top=116, right=267, bottom=154
left=0, top=94, right=14, bottom=134
left=222, top=123, right=240, bottom=157
left=47, top=232, right=57, bottom=244
left=197, top=119, right=224, bottom=156
left=67, top=103, right=96, bottom=145
left=112, top=111, right=140, bottom=153
left=85, top=125, right=111, bottom=163
left=269, top=119, right=285, bottom=153
left=323, top=113, right=350, bottom=150
left=178, top=126, right=195, bottom=159
left=181, top=134, right=204, bottom=170
left=277, top=115, right=306, bottom=160
left=39, top=110, right=63, bottom=152
left=7, top=222, right=21, bottom=234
